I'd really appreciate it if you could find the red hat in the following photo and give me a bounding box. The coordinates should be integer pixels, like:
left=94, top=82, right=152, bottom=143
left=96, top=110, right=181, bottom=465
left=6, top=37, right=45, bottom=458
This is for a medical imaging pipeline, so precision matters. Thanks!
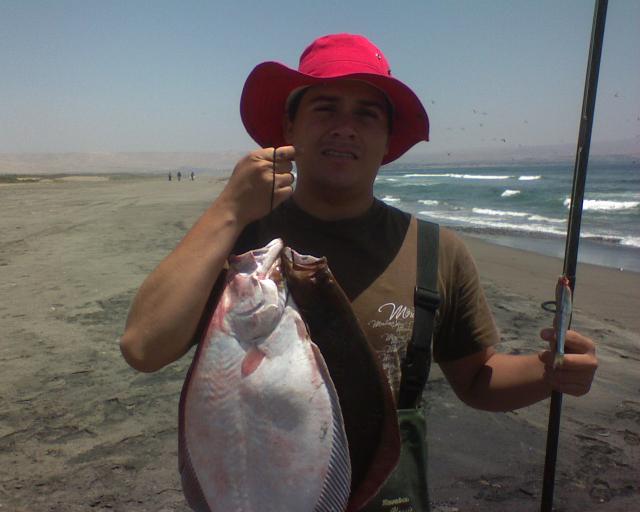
left=240, top=33, right=429, bottom=165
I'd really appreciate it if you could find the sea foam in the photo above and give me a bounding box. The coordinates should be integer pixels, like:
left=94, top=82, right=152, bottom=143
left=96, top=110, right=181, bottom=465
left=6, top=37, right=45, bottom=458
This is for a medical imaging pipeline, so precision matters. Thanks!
left=563, top=198, right=640, bottom=211
left=527, top=215, right=566, bottom=224
left=621, top=237, right=640, bottom=248
left=518, top=175, right=541, bottom=181
left=473, top=208, right=527, bottom=217
left=402, top=173, right=511, bottom=180
left=418, top=211, right=566, bottom=236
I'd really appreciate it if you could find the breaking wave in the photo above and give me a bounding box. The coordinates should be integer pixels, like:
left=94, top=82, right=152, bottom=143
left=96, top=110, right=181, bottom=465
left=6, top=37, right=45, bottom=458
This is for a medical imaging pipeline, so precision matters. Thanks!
left=518, top=175, right=541, bottom=181
left=418, top=211, right=638, bottom=248
left=474, top=209, right=565, bottom=224
left=473, top=208, right=527, bottom=218
left=402, top=173, right=511, bottom=180
left=563, top=198, right=640, bottom=211
left=418, top=211, right=566, bottom=236
left=621, top=237, right=640, bottom=248
left=501, top=190, right=521, bottom=197
left=527, top=215, right=565, bottom=224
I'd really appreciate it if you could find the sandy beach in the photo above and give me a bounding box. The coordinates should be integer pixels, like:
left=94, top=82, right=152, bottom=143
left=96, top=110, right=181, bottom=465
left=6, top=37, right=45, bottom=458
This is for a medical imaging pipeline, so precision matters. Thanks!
left=1, top=175, right=638, bottom=511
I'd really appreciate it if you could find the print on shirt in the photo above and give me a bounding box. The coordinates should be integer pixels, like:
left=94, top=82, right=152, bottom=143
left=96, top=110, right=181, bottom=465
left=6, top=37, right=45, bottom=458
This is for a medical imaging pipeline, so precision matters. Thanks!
left=368, top=301, right=414, bottom=395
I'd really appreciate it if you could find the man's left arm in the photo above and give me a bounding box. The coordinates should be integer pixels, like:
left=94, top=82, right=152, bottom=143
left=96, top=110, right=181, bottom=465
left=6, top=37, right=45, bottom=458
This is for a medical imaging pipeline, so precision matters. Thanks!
left=439, top=328, right=598, bottom=412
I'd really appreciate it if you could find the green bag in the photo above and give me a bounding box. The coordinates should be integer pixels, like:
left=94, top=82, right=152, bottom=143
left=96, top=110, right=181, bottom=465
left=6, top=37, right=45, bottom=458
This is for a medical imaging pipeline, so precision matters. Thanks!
left=359, top=408, right=429, bottom=512
left=360, top=220, right=440, bottom=512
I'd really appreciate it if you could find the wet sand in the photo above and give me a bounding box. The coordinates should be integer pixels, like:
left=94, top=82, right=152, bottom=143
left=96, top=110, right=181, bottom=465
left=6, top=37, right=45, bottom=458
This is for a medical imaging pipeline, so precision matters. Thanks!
left=1, top=175, right=638, bottom=511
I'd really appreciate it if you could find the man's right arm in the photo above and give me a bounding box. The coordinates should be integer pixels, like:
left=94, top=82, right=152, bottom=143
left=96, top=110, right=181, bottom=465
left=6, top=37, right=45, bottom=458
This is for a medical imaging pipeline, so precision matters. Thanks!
left=119, top=147, right=295, bottom=372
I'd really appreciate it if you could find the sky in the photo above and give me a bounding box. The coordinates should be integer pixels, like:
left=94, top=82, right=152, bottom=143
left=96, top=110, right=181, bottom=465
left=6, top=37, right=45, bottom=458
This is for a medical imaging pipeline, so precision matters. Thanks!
left=1, top=0, right=638, bottom=160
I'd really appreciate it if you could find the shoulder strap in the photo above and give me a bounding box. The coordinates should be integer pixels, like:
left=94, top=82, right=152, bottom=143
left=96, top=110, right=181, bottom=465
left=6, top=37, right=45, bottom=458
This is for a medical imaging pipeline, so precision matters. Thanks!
left=397, top=219, right=441, bottom=409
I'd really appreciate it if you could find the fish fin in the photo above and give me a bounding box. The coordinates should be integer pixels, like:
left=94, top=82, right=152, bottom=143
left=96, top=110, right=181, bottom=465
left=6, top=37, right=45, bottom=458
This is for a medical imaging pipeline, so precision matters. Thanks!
left=241, top=347, right=265, bottom=377
left=180, top=458, right=212, bottom=512
left=179, top=353, right=213, bottom=512
left=311, top=343, right=351, bottom=512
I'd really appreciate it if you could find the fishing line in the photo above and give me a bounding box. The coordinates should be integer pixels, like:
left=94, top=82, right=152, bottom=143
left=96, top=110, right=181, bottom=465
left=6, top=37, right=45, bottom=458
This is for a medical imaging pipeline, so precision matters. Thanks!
left=270, top=147, right=277, bottom=212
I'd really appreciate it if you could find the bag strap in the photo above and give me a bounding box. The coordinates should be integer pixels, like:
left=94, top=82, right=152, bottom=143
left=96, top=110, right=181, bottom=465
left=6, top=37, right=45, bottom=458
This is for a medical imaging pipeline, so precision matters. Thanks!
left=397, top=219, right=441, bottom=409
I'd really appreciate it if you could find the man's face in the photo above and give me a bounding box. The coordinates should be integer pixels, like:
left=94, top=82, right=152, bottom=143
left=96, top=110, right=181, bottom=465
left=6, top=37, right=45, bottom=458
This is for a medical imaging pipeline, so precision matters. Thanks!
left=284, top=80, right=390, bottom=199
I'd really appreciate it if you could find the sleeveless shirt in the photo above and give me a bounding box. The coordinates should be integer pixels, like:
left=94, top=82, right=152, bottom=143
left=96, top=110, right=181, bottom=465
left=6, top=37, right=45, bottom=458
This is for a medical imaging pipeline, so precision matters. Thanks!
left=232, top=198, right=499, bottom=396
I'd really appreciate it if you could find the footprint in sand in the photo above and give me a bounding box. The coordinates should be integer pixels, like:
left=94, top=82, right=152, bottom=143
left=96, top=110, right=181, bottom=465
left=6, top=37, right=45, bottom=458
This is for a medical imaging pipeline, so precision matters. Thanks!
left=615, top=400, right=640, bottom=425
left=622, top=429, right=639, bottom=446
left=590, top=478, right=614, bottom=503
left=584, top=423, right=611, bottom=437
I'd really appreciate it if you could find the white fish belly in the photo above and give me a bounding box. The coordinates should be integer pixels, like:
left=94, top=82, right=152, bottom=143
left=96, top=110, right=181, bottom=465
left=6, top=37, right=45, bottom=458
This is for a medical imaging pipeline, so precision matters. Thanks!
left=183, top=304, right=348, bottom=512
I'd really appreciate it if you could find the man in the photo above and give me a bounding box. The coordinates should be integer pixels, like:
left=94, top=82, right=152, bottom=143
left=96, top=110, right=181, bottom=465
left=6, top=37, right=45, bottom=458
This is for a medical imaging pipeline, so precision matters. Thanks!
left=120, top=33, right=597, bottom=507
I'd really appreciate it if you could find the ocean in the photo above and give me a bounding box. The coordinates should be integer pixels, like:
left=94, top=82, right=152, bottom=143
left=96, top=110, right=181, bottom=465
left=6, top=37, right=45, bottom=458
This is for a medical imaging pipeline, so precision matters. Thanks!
left=374, top=159, right=640, bottom=272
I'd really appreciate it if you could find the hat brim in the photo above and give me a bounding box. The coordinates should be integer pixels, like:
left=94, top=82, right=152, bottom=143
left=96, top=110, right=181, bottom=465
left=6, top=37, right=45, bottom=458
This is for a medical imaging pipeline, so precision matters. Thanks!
left=240, top=62, right=429, bottom=165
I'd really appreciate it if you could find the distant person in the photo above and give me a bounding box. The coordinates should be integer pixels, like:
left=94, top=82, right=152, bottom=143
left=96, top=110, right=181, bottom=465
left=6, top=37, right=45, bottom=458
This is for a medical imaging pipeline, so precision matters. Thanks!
left=121, top=33, right=598, bottom=511
left=177, top=171, right=182, bottom=182
left=168, top=172, right=172, bottom=181
left=190, top=171, right=195, bottom=181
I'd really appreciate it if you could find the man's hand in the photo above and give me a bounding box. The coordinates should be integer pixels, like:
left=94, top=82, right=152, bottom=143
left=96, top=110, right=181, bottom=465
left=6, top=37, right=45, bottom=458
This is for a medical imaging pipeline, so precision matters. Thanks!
left=120, top=146, right=295, bottom=372
left=219, top=146, right=296, bottom=227
left=441, top=329, right=598, bottom=412
left=539, top=328, right=598, bottom=396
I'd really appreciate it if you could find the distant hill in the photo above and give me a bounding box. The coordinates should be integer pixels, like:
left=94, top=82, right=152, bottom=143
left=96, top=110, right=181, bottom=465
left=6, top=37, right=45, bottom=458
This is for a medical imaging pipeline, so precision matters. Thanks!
left=395, top=138, right=639, bottom=167
left=1, top=139, right=637, bottom=175
left=0, top=151, right=244, bottom=175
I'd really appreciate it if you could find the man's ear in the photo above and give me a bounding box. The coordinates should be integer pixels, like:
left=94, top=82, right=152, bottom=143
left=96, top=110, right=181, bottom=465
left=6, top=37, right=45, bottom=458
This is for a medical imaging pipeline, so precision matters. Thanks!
left=283, top=114, right=294, bottom=144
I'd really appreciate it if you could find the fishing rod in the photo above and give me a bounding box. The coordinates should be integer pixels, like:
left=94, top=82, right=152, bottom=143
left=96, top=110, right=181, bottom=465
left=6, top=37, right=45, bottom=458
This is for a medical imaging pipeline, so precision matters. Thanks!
left=540, top=1, right=608, bottom=511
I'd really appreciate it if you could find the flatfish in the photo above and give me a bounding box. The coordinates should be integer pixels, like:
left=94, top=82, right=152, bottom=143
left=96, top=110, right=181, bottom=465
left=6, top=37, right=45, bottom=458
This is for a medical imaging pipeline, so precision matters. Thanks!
left=282, top=248, right=401, bottom=512
left=179, top=239, right=351, bottom=512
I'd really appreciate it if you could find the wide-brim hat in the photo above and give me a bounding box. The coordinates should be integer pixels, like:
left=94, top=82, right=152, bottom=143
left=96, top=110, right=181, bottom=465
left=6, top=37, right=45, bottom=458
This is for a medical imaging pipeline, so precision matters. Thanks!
left=240, top=33, right=429, bottom=165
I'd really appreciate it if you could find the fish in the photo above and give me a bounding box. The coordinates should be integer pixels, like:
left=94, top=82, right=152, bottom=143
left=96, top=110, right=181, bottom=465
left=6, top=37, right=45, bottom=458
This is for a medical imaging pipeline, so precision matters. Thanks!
left=178, top=238, right=351, bottom=512
left=282, top=248, right=401, bottom=512
left=554, top=275, right=572, bottom=369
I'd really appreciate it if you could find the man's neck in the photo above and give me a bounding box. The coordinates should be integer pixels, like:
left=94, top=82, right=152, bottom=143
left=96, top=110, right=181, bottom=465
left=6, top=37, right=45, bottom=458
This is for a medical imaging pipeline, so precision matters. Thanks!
left=291, top=187, right=375, bottom=221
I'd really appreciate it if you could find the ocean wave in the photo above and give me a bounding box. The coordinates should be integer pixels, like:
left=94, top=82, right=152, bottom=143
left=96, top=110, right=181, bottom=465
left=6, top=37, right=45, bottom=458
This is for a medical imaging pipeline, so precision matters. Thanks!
left=518, top=175, right=541, bottom=181
left=611, top=192, right=640, bottom=201
left=527, top=215, right=566, bottom=224
left=418, top=199, right=439, bottom=206
left=621, top=237, right=640, bottom=248
left=580, top=233, right=629, bottom=245
left=473, top=208, right=527, bottom=218
left=418, top=211, right=566, bottom=236
left=381, top=195, right=400, bottom=203
left=563, top=198, right=640, bottom=211
left=501, top=190, right=521, bottom=197
left=402, top=173, right=512, bottom=180
left=475, top=209, right=567, bottom=224
left=418, top=210, right=638, bottom=247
